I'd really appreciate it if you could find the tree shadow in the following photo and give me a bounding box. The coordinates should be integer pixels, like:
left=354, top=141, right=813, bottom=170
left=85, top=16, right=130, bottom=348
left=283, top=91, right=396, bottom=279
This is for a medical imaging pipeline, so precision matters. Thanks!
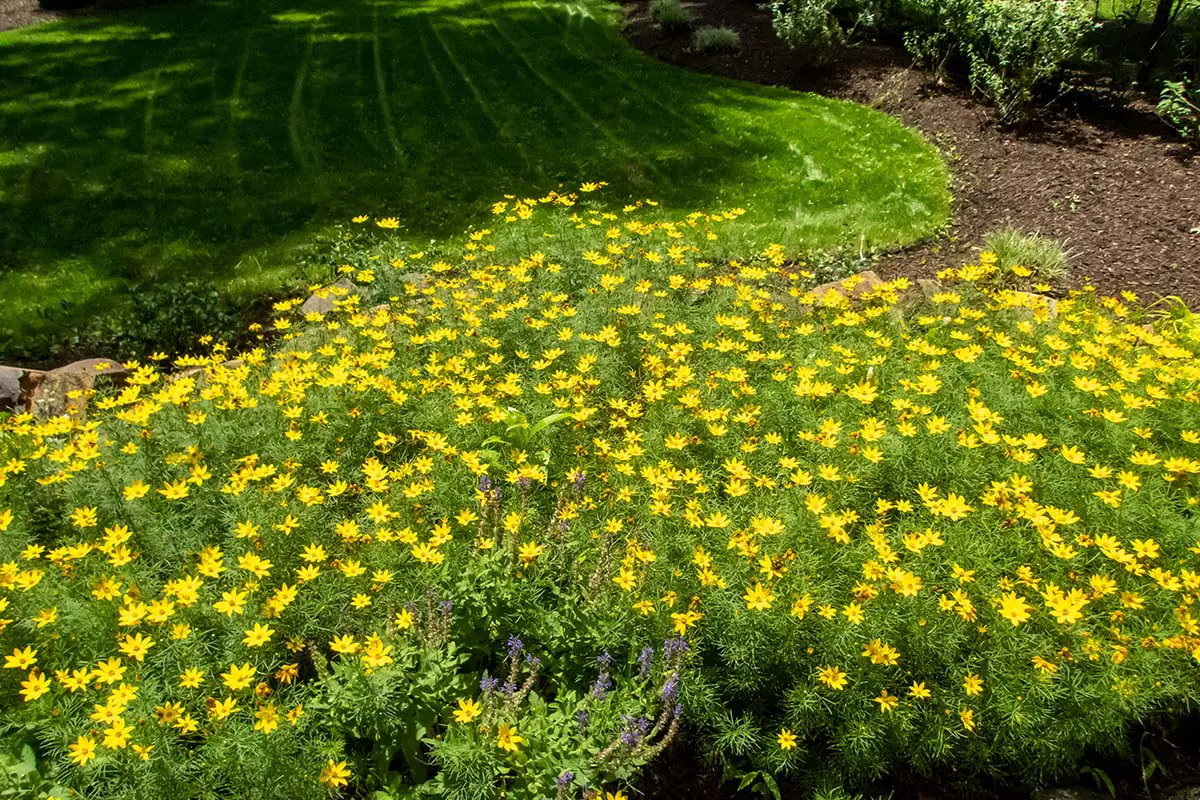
left=0, top=0, right=948, bottom=361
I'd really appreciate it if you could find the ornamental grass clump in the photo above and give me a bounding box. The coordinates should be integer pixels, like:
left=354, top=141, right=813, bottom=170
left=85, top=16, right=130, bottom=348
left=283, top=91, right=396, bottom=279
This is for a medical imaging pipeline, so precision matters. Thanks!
left=2, top=186, right=1200, bottom=797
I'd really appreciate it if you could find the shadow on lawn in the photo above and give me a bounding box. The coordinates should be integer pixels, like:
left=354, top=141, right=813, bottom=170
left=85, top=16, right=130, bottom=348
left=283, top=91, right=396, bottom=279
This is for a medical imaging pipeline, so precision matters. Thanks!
left=0, top=0, right=946, bottom=363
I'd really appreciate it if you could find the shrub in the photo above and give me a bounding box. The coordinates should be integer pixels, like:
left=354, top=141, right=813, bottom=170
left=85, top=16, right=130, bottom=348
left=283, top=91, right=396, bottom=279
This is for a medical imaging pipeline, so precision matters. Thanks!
left=651, top=0, right=693, bottom=29
left=693, top=25, right=742, bottom=51
left=981, top=227, right=1071, bottom=282
left=904, top=0, right=1094, bottom=123
left=3, top=188, right=1200, bottom=797
left=766, top=0, right=873, bottom=64
left=966, top=0, right=1095, bottom=123
left=1157, top=78, right=1200, bottom=144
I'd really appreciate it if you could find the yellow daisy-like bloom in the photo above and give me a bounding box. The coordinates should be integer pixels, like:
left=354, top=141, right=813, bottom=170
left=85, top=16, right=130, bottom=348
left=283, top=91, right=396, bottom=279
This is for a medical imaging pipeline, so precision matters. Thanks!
left=777, top=728, right=798, bottom=750
left=743, top=582, right=775, bottom=611
left=19, top=670, right=51, bottom=702
left=68, top=735, right=97, bottom=766
left=817, top=665, right=848, bottom=690
left=453, top=697, right=482, bottom=724
left=320, top=759, right=351, bottom=788
left=497, top=723, right=525, bottom=753
left=221, top=662, right=255, bottom=692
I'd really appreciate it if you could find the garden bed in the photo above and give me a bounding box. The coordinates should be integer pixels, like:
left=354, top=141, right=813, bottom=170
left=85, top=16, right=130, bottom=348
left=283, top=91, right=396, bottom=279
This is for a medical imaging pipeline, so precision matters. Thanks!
left=6, top=193, right=1200, bottom=799
left=620, top=0, right=1200, bottom=304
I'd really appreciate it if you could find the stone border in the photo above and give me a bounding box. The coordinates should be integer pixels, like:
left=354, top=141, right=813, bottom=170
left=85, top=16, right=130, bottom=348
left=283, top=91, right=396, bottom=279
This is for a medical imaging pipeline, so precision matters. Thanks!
left=0, top=280, right=363, bottom=420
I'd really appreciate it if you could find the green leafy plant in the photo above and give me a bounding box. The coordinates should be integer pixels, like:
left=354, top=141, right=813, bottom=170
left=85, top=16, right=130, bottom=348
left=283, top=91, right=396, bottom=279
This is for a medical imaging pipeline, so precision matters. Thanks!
left=1157, top=78, right=1200, bottom=143
left=480, top=408, right=573, bottom=474
left=904, top=0, right=1094, bottom=123
left=765, top=0, right=849, bottom=64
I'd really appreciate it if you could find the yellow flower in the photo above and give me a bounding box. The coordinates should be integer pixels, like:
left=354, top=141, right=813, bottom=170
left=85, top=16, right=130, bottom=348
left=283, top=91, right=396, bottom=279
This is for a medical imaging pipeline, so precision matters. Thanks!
left=743, top=582, right=775, bottom=611
left=777, top=728, right=797, bottom=750
left=518, top=541, right=544, bottom=565
left=453, top=697, right=482, bottom=723
left=320, top=759, right=351, bottom=788
left=68, top=735, right=97, bottom=766
left=19, top=670, right=51, bottom=702
left=4, top=646, right=37, bottom=670
left=997, top=592, right=1032, bottom=627
left=330, top=635, right=360, bottom=655
left=817, top=665, right=848, bottom=690
left=243, top=623, right=274, bottom=648
left=122, top=481, right=150, bottom=501
left=1059, top=445, right=1086, bottom=465
left=180, top=667, right=205, bottom=688
left=908, top=681, right=931, bottom=700
left=873, top=689, right=899, bottom=712
left=221, top=662, right=255, bottom=691
left=963, top=673, right=984, bottom=696
left=497, top=723, right=525, bottom=753
left=118, top=633, right=154, bottom=662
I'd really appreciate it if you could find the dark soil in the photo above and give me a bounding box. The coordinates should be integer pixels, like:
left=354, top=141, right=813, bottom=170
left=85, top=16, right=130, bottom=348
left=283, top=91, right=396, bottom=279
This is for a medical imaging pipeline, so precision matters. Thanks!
left=622, top=0, right=1200, bottom=303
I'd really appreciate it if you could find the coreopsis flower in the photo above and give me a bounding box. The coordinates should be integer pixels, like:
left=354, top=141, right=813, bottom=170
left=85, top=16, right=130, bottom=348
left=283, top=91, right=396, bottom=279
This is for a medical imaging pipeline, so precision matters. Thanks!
left=997, top=592, right=1032, bottom=626
left=19, top=671, right=51, bottom=702
left=453, top=697, right=482, bottom=723
left=320, top=759, right=351, bottom=788
left=817, top=665, right=848, bottom=690
left=777, top=729, right=797, bottom=750
left=221, top=663, right=255, bottom=691
left=497, top=723, right=525, bottom=753
left=873, top=690, right=899, bottom=712
left=743, top=582, right=775, bottom=611
left=4, top=646, right=36, bottom=670
left=68, top=735, right=97, bottom=766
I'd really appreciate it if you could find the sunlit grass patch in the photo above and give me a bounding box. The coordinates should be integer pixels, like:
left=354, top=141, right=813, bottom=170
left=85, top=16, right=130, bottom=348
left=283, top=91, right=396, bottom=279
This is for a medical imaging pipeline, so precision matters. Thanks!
left=0, top=0, right=948, bottom=362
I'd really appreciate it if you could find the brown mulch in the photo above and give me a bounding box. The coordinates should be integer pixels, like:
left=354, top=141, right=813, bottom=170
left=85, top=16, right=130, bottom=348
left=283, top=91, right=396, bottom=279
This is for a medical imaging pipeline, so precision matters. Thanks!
left=622, top=0, right=1200, bottom=303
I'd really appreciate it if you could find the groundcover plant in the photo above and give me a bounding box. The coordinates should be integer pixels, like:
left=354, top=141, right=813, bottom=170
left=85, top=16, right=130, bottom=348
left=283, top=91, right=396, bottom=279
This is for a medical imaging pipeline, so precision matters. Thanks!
left=1, top=189, right=1199, bottom=798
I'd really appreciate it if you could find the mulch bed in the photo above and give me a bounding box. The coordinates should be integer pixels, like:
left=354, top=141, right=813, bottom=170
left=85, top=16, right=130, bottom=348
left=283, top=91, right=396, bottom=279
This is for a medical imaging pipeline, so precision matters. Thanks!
left=622, top=0, right=1200, bottom=303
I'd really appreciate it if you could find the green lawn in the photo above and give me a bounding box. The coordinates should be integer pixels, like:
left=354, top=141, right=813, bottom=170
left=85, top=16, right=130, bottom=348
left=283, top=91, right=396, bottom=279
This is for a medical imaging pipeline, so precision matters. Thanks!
left=0, top=0, right=949, bottom=361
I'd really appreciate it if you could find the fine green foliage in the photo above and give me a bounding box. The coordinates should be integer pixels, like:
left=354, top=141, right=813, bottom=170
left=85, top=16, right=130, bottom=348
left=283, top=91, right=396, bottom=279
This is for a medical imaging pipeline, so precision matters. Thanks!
left=651, top=0, right=694, bottom=28
left=5, top=190, right=1200, bottom=797
left=1157, top=78, right=1200, bottom=143
left=0, top=0, right=948, bottom=363
left=692, top=25, right=741, bottom=51
left=982, top=228, right=1071, bottom=283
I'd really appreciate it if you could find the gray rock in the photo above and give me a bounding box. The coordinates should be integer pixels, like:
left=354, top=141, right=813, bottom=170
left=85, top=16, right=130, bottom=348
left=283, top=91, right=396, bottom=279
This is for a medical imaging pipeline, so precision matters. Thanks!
left=48, top=358, right=129, bottom=380
left=0, top=367, right=21, bottom=411
left=32, top=357, right=127, bottom=419
left=299, top=278, right=359, bottom=316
